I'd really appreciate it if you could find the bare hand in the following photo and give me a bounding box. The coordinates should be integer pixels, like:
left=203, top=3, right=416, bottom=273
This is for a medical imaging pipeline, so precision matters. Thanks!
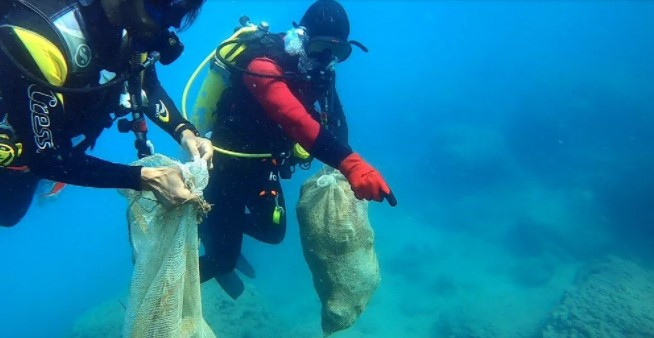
left=140, top=167, right=195, bottom=208
left=181, top=130, right=214, bottom=170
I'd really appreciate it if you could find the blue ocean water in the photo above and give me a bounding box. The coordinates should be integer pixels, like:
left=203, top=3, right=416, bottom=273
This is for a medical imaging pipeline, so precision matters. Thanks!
left=1, top=1, right=654, bottom=337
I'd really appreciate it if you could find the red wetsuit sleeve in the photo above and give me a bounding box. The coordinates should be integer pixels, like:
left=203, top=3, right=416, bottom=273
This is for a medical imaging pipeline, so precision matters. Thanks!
left=243, top=58, right=321, bottom=149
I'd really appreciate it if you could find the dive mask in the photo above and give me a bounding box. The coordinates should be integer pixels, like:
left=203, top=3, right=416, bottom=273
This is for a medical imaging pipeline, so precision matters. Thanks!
left=305, top=36, right=351, bottom=62
left=291, top=20, right=368, bottom=63
left=305, top=36, right=368, bottom=63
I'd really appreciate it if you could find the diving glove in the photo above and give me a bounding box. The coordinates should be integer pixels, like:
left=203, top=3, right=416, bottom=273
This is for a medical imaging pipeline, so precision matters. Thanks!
left=338, top=153, right=397, bottom=206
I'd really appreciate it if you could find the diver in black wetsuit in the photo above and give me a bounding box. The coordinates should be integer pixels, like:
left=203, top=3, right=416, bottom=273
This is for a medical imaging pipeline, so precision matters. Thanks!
left=0, top=0, right=213, bottom=227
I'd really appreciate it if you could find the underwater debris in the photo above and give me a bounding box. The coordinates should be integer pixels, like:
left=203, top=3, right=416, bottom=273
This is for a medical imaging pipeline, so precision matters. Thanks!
left=297, top=167, right=380, bottom=336
left=121, top=155, right=214, bottom=338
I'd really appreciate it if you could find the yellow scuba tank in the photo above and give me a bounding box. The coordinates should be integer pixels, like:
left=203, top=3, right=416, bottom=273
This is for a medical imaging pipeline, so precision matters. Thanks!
left=183, top=24, right=260, bottom=137
left=184, top=51, right=221, bottom=136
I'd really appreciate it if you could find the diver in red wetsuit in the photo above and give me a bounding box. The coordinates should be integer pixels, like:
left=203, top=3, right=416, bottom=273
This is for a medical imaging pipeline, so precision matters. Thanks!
left=199, top=0, right=396, bottom=299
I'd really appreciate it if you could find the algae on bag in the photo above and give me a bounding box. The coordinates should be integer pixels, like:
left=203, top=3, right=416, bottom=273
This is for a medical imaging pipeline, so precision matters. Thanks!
left=121, top=154, right=215, bottom=338
left=296, top=167, right=380, bottom=336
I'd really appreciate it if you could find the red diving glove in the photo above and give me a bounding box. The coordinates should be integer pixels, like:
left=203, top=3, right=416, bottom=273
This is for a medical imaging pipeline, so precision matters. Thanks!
left=339, top=153, right=397, bottom=206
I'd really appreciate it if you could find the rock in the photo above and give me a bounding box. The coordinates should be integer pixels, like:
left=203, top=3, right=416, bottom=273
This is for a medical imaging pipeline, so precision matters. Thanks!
left=432, top=311, right=500, bottom=338
left=67, top=282, right=287, bottom=338
left=542, top=256, right=654, bottom=337
left=68, top=299, right=125, bottom=338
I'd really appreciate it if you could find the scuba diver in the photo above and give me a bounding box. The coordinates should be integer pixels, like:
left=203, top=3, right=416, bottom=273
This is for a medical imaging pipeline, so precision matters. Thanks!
left=190, top=0, right=397, bottom=299
left=0, top=0, right=213, bottom=227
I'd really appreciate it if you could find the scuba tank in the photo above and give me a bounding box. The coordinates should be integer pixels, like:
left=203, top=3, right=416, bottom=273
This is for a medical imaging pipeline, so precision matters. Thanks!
left=184, top=16, right=268, bottom=137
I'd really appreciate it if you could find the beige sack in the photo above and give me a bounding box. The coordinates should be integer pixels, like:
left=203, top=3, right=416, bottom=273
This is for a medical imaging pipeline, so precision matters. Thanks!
left=296, top=167, right=380, bottom=336
left=121, top=154, right=216, bottom=338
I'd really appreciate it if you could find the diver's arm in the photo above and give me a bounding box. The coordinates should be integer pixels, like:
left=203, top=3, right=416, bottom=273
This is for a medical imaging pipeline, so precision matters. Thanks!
left=142, top=66, right=199, bottom=142
left=243, top=58, right=352, bottom=168
left=8, top=89, right=144, bottom=189
left=28, top=151, right=143, bottom=189
left=23, top=114, right=194, bottom=200
left=244, top=57, right=396, bottom=205
left=25, top=142, right=195, bottom=205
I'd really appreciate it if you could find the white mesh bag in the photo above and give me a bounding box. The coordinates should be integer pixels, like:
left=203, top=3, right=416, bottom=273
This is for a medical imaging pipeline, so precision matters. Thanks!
left=121, top=154, right=215, bottom=338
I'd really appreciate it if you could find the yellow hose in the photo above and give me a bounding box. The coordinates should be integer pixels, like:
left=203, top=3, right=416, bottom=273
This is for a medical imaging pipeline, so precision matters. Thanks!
left=181, top=50, right=272, bottom=159
left=213, top=147, right=272, bottom=158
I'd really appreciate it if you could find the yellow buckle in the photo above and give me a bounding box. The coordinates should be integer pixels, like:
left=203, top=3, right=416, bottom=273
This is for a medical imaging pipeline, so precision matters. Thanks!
left=272, top=195, right=284, bottom=225
left=293, top=143, right=311, bottom=160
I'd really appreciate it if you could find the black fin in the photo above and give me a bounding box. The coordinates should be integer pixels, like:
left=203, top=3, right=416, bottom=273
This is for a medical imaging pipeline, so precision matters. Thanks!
left=236, top=254, right=256, bottom=279
left=216, top=272, right=245, bottom=300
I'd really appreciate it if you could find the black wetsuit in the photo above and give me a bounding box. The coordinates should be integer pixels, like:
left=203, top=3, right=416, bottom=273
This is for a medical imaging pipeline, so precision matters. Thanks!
left=199, top=34, right=349, bottom=280
left=0, top=0, right=193, bottom=227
